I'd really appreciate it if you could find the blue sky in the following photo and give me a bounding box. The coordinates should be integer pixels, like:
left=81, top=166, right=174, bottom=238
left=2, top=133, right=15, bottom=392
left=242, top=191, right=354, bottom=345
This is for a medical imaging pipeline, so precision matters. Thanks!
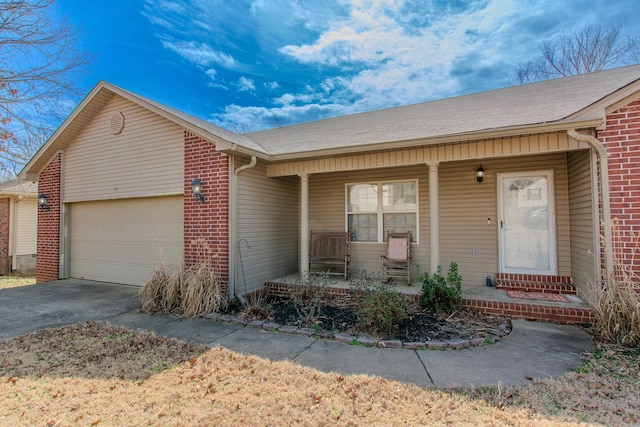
left=55, top=0, right=640, bottom=132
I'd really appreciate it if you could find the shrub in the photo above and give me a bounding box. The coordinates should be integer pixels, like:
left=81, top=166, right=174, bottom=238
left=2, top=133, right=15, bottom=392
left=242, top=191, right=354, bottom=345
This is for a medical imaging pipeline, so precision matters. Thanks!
left=348, top=269, right=382, bottom=301
left=348, top=271, right=412, bottom=337
left=179, top=258, right=228, bottom=317
left=418, top=262, right=462, bottom=314
left=592, top=222, right=640, bottom=347
left=241, top=289, right=272, bottom=321
left=355, top=282, right=411, bottom=337
left=284, top=272, right=332, bottom=327
left=139, top=240, right=228, bottom=317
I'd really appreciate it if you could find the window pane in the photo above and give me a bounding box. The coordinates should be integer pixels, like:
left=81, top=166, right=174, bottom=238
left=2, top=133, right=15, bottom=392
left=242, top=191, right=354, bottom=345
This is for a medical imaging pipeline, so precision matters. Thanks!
left=383, top=213, right=416, bottom=242
left=382, top=181, right=416, bottom=211
left=348, top=213, right=377, bottom=242
left=347, top=184, right=378, bottom=212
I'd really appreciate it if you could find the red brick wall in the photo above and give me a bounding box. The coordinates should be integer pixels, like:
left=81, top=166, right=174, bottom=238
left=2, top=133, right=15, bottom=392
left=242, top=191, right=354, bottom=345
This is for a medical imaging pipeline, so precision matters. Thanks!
left=36, top=153, right=61, bottom=283
left=183, top=132, right=229, bottom=281
left=0, top=198, right=10, bottom=275
left=599, top=98, right=640, bottom=281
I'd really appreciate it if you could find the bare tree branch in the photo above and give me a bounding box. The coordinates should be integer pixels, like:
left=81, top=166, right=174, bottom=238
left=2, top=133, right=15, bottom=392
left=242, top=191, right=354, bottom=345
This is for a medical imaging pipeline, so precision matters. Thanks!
left=0, top=0, right=89, bottom=176
left=509, top=23, right=640, bottom=85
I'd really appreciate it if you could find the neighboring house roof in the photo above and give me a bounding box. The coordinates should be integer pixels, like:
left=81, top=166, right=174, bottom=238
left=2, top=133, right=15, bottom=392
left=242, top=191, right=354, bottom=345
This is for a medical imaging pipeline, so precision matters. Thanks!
left=245, top=64, right=640, bottom=158
left=18, top=64, right=640, bottom=179
left=0, top=179, right=37, bottom=197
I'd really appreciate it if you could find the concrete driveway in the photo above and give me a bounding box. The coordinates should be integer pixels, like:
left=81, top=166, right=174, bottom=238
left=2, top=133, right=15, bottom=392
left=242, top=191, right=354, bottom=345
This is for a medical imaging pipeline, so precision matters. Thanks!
left=0, top=279, right=141, bottom=340
left=0, top=279, right=594, bottom=388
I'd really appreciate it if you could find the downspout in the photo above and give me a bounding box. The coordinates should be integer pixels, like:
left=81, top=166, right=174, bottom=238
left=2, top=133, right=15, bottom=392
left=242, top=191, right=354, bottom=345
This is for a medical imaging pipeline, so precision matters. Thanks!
left=567, top=130, right=613, bottom=282
left=229, top=155, right=257, bottom=305
left=9, top=198, right=16, bottom=271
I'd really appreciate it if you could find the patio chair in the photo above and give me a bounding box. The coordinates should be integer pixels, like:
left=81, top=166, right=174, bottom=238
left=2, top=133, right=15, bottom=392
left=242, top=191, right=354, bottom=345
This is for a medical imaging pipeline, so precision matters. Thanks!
left=309, top=231, right=351, bottom=279
left=381, top=231, right=411, bottom=285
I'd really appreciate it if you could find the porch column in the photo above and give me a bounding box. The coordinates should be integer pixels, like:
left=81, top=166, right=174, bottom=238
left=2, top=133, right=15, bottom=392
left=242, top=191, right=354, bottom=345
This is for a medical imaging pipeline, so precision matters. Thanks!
left=300, top=173, right=309, bottom=277
left=428, top=162, right=440, bottom=273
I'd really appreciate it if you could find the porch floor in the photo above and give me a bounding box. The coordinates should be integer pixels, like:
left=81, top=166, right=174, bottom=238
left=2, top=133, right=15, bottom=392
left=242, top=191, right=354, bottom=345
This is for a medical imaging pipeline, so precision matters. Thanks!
left=266, top=274, right=594, bottom=325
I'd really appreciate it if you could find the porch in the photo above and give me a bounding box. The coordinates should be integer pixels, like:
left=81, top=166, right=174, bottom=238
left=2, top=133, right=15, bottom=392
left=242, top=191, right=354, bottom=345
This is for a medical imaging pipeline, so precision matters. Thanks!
left=265, top=272, right=594, bottom=325
left=233, top=136, right=603, bottom=318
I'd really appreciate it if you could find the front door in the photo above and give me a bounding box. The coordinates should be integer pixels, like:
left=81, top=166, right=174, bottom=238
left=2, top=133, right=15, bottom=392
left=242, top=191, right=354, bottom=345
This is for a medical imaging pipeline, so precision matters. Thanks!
left=498, top=171, right=557, bottom=275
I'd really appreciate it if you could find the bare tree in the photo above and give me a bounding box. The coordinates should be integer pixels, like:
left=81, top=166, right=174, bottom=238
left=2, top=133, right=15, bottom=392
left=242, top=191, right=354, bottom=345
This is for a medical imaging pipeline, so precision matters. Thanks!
left=0, top=0, right=88, bottom=176
left=510, top=23, right=640, bottom=84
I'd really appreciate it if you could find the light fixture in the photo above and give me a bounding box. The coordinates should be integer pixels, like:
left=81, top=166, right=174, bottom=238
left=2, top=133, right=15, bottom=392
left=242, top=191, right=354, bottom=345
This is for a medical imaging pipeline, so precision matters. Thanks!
left=476, top=166, right=485, bottom=184
left=191, top=179, right=205, bottom=202
left=38, top=193, right=50, bottom=211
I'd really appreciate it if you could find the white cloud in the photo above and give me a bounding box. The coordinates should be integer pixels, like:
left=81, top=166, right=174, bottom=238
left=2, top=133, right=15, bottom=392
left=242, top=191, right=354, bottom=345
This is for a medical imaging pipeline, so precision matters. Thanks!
left=238, top=76, right=256, bottom=92
left=143, top=0, right=640, bottom=132
left=216, top=0, right=524, bottom=129
left=273, top=93, right=295, bottom=105
left=161, top=40, right=236, bottom=69
left=278, top=0, right=521, bottom=99
left=264, top=81, right=280, bottom=90
left=211, top=102, right=349, bottom=132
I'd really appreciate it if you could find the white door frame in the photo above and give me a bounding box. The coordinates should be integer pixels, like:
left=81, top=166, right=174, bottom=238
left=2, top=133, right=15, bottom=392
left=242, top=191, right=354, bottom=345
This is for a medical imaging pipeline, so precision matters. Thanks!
left=497, top=170, right=557, bottom=275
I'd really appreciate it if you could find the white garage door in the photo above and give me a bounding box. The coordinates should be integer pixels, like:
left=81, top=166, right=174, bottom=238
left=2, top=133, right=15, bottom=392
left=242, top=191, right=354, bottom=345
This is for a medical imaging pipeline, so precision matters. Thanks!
left=69, top=196, right=183, bottom=285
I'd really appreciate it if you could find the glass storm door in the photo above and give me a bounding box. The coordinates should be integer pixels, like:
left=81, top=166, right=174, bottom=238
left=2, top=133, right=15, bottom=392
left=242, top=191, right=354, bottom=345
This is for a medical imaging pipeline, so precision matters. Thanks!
left=498, top=171, right=557, bottom=275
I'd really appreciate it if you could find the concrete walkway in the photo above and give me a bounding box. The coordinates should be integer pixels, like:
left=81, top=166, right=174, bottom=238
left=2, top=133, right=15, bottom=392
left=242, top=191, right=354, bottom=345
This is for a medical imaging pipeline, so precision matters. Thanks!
left=0, top=279, right=594, bottom=388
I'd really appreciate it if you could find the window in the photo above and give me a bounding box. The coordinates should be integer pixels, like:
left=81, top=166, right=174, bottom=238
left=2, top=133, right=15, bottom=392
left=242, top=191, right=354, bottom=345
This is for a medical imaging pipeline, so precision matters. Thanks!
left=346, top=180, right=417, bottom=242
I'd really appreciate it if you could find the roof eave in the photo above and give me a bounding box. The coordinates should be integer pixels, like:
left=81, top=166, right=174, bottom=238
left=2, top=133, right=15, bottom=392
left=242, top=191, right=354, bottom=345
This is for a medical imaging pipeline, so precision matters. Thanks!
left=565, top=78, right=640, bottom=125
left=18, top=81, right=270, bottom=180
left=106, top=86, right=270, bottom=156
left=262, top=119, right=603, bottom=162
left=215, top=140, right=273, bottom=160
left=18, top=81, right=113, bottom=180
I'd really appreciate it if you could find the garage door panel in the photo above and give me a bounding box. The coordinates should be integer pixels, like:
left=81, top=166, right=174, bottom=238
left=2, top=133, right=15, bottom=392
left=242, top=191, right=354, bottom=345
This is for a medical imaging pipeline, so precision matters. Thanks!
left=70, top=196, right=183, bottom=286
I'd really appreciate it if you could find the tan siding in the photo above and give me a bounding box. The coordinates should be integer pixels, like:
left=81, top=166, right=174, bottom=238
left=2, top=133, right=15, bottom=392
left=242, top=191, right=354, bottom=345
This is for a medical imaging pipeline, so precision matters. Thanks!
left=64, top=95, right=184, bottom=202
left=567, top=150, right=597, bottom=300
left=236, top=159, right=298, bottom=294
left=307, top=154, right=572, bottom=288
left=438, top=154, right=570, bottom=288
left=267, top=132, right=588, bottom=177
left=309, top=166, right=429, bottom=279
left=15, top=198, right=37, bottom=255
left=439, top=162, right=498, bottom=287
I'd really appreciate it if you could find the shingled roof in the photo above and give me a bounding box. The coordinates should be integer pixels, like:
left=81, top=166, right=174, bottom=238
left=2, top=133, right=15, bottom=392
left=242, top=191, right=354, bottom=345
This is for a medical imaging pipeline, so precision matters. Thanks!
left=19, top=64, right=640, bottom=178
left=244, top=64, right=640, bottom=157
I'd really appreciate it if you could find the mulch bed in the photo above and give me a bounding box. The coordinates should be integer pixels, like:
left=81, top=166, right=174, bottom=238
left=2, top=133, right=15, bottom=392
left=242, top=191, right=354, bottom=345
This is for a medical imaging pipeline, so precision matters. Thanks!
left=233, top=297, right=511, bottom=343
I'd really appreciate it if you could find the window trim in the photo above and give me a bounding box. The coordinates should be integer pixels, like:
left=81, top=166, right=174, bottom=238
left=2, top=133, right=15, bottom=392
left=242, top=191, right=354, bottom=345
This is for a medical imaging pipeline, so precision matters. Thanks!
left=345, top=179, right=419, bottom=243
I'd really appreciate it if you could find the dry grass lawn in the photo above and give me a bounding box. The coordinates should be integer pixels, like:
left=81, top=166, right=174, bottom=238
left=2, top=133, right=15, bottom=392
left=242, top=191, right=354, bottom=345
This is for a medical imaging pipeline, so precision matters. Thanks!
left=1, top=322, right=638, bottom=426
left=0, top=276, right=36, bottom=289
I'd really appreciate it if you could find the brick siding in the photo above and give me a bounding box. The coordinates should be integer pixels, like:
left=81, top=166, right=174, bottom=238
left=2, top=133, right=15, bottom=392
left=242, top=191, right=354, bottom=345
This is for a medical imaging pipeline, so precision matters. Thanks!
left=599, top=99, right=640, bottom=282
left=36, top=154, right=61, bottom=283
left=0, top=198, right=9, bottom=275
left=183, top=132, right=230, bottom=283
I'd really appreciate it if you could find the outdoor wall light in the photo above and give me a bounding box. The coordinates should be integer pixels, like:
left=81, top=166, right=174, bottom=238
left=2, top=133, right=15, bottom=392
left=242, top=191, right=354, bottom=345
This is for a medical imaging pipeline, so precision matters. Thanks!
left=191, top=179, right=205, bottom=202
left=476, top=166, right=485, bottom=183
left=38, top=193, right=50, bottom=211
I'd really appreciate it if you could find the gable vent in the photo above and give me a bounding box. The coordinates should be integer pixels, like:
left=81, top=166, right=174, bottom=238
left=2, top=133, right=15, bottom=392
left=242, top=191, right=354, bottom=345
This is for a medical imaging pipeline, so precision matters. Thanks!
left=109, top=111, right=125, bottom=135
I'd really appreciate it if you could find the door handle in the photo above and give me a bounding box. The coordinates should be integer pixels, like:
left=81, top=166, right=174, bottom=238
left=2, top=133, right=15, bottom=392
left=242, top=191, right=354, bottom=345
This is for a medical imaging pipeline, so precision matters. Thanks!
left=500, top=220, right=503, bottom=229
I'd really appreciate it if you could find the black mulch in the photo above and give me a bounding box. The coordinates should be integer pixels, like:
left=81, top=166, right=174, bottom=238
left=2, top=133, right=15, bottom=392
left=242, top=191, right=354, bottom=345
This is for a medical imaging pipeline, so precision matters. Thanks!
left=232, top=298, right=510, bottom=342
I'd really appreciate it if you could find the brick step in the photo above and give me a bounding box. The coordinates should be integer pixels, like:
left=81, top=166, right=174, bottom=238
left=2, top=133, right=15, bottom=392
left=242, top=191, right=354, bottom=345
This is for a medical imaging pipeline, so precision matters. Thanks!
left=495, top=280, right=577, bottom=295
left=463, top=299, right=593, bottom=325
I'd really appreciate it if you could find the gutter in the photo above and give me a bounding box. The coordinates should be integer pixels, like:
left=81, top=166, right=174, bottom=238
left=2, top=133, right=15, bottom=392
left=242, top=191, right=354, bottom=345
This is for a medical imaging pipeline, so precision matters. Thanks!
left=567, top=130, right=613, bottom=283
left=215, top=120, right=604, bottom=163
left=228, top=155, right=257, bottom=305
